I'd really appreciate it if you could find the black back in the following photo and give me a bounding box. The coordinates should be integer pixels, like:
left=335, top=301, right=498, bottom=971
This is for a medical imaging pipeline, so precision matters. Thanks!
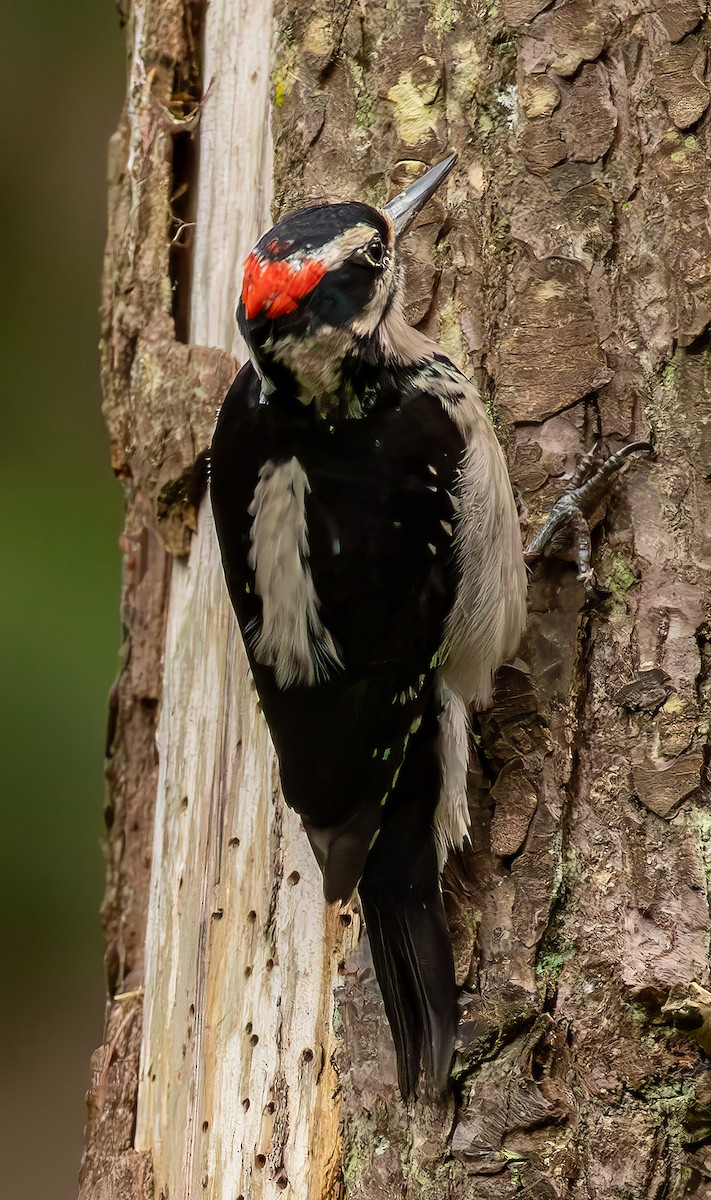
left=210, top=361, right=464, bottom=900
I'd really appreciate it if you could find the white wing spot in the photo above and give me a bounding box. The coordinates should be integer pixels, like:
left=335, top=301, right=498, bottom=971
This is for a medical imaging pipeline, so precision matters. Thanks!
left=248, top=457, right=342, bottom=688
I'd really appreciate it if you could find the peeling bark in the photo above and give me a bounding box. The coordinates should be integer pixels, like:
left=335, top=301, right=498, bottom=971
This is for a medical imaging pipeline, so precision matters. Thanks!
left=83, top=0, right=711, bottom=1196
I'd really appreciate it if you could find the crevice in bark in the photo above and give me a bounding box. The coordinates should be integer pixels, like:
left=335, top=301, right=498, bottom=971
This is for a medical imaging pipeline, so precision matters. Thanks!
left=682, top=326, right=711, bottom=357
left=168, top=0, right=207, bottom=344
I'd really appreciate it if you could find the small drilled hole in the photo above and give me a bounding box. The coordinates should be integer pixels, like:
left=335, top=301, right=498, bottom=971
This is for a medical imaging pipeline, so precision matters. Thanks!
left=250, top=1034, right=259, bottom=1047
left=244, top=965, right=252, bottom=978
left=245, top=1022, right=252, bottom=1034
left=247, top=910, right=257, bottom=923
left=242, top=1097, right=250, bottom=1111
left=302, top=1048, right=314, bottom=1063
left=180, top=796, right=188, bottom=810
left=276, top=1175, right=289, bottom=1190
left=266, top=958, right=274, bottom=971
left=212, top=908, right=223, bottom=920
left=202, top=1120, right=208, bottom=1133
left=287, top=870, right=300, bottom=886
left=228, top=836, right=240, bottom=847
left=340, top=913, right=352, bottom=926
left=255, top=1154, right=267, bottom=1168
left=265, top=1101, right=275, bottom=1115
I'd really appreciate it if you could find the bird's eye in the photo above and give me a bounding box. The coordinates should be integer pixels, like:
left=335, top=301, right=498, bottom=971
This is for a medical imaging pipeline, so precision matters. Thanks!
left=365, top=237, right=385, bottom=266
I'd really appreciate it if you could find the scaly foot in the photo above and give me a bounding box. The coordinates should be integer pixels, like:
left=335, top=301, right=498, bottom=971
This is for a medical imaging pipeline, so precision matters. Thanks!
left=523, top=440, right=652, bottom=598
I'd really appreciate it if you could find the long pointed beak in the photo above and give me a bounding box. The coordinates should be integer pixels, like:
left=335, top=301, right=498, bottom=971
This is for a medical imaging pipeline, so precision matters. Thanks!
left=382, top=153, right=457, bottom=239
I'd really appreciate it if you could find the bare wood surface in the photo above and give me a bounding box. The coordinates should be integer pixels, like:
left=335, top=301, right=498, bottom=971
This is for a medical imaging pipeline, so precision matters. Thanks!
left=134, top=2, right=359, bottom=1197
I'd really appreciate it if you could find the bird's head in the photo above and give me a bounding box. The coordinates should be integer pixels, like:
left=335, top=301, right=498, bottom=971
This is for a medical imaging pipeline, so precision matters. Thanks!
left=237, top=155, right=457, bottom=406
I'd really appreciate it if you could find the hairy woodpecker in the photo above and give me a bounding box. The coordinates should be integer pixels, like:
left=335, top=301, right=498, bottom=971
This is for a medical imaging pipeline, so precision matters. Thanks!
left=210, top=156, right=528, bottom=1099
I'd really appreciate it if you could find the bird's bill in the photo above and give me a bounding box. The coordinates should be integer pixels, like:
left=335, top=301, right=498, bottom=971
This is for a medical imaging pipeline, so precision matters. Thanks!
left=382, top=153, right=457, bottom=240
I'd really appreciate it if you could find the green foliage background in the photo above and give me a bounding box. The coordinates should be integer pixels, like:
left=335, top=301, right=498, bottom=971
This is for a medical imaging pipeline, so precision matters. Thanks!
left=1, top=3, right=123, bottom=1196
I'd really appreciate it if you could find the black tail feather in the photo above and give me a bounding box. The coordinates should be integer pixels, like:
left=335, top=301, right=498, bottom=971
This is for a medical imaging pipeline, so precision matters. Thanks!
left=358, top=714, right=458, bottom=1100
left=361, top=899, right=424, bottom=1098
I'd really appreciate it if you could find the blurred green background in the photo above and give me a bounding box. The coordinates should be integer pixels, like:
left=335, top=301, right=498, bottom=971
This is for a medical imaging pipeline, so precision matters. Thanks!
left=2, top=3, right=124, bottom=1197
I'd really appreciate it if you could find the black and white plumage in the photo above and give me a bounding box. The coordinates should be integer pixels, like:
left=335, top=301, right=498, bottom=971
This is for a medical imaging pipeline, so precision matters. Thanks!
left=210, top=157, right=527, bottom=1099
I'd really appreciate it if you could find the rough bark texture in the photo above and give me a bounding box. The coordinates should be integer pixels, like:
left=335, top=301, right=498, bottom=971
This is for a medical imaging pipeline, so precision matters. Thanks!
left=83, top=0, right=711, bottom=1197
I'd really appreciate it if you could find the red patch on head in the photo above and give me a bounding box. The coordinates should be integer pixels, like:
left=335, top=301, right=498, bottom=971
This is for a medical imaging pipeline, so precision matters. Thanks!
left=241, top=252, right=327, bottom=321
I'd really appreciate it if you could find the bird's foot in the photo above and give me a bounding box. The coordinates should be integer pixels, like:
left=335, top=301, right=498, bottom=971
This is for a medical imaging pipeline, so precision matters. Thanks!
left=523, top=440, right=652, bottom=599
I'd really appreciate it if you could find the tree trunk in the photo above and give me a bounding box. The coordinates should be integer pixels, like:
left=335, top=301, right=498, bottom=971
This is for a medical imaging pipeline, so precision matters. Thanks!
left=81, top=0, right=711, bottom=1197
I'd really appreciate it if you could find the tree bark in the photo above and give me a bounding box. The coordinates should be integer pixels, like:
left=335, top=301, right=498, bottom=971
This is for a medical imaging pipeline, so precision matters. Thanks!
left=81, top=1, right=711, bottom=1197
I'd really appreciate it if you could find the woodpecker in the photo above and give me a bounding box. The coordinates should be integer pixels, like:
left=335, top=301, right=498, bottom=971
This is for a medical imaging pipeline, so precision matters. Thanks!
left=210, top=156, right=528, bottom=1099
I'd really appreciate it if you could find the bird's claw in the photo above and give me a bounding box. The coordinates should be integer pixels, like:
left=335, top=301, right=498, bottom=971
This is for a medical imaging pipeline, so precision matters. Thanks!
left=523, top=438, right=652, bottom=600
left=577, top=566, right=611, bottom=601
left=576, top=566, right=597, bottom=596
